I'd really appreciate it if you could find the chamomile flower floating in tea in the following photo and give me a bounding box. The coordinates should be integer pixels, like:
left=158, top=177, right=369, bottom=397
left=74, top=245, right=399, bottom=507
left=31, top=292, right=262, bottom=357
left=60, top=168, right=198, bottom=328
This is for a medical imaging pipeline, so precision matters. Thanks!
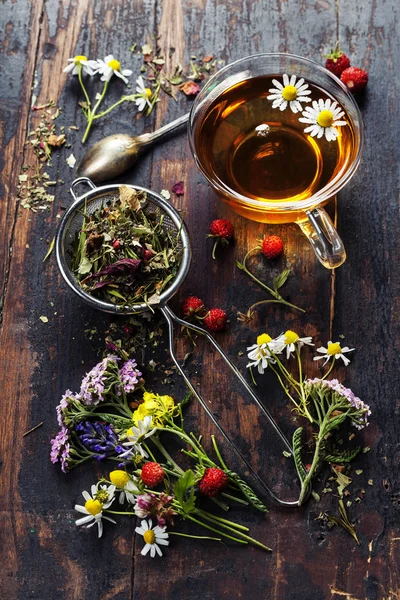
left=96, top=54, right=133, bottom=84
left=63, top=55, right=98, bottom=76
left=299, top=99, right=347, bottom=141
left=314, top=341, right=355, bottom=366
left=267, top=74, right=311, bottom=113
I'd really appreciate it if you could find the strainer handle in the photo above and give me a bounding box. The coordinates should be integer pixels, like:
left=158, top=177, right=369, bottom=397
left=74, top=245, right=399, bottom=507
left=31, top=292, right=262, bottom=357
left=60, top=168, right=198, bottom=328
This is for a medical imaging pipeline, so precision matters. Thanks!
left=160, top=305, right=311, bottom=507
left=70, top=177, right=97, bottom=201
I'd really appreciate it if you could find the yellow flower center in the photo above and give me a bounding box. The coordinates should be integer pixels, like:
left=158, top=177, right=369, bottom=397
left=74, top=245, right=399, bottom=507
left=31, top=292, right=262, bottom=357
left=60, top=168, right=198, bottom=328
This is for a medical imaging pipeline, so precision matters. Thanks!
left=317, top=110, right=334, bottom=128
left=108, top=58, right=121, bottom=71
left=327, top=342, right=342, bottom=355
left=144, top=88, right=152, bottom=99
left=74, top=55, right=87, bottom=64
left=257, top=333, right=272, bottom=345
left=95, top=490, right=109, bottom=504
left=281, top=85, right=298, bottom=101
left=143, top=530, right=156, bottom=544
left=85, top=499, right=102, bottom=516
left=284, top=330, right=299, bottom=345
left=110, top=470, right=129, bottom=488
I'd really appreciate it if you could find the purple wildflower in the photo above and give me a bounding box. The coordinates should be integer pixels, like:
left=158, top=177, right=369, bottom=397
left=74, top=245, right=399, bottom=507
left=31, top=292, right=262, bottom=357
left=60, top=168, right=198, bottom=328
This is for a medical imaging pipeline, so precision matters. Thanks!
left=119, top=359, right=142, bottom=394
left=50, top=426, right=71, bottom=472
left=306, top=378, right=371, bottom=429
left=56, top=389, right=78, bottom=427
left=79, top=355, right=120, bottom=405
left=134, top=492, right=176, bottom=526
left=76, top=421, right=122, bottom=460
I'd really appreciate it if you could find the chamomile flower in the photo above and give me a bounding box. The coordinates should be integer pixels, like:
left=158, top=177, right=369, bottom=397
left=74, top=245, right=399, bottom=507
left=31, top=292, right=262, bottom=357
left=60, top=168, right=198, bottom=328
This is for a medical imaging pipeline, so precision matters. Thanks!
left=267, top=74, right=311, bottom=113
left=299, top=99, right=347, bottom=142
left=314, top=341, right=354, bottom=366
left=74, top=483, right=116, bottom=537
left=63, top=55, right=98, bottom=76
left=135, top=76, right=152, bottom=112
left=273, top=330, right=314, bottom=359
left=135, top=519, right=169, bottom=558
left=120, top=416, right=157, bottom=459
left=246, top=333, right=276, bottom=374
left=109, top=470, right=140, bottom=504
left=96, top=55, right=133, bottom=84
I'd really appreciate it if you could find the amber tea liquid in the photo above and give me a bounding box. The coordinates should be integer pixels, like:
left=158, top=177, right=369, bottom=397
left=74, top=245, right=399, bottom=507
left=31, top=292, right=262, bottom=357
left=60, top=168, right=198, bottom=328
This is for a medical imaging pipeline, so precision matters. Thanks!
left=194, top=76, right=357, bottom=223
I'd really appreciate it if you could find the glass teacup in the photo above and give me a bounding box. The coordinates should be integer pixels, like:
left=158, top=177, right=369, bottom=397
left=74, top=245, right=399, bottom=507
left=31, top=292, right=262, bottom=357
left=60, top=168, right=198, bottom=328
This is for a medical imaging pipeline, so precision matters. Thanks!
left=188, top=53, right=363, bottom=268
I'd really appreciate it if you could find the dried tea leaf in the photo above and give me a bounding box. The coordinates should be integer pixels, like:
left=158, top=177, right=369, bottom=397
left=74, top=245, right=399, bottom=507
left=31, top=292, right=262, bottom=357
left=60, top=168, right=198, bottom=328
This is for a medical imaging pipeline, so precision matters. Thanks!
left=39, top=316, right=49, bottom=323
left=120, top=185, right=141, bottom=211
left=179, top=81, right=200, bottom=96
left=66, top=153, right=76, bottom=168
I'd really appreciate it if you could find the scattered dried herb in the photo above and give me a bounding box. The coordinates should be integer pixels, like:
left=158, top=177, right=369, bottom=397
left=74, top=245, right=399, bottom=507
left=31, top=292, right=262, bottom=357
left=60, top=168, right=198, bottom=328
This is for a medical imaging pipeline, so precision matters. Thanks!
left=70, top=186, right=183, bottom=309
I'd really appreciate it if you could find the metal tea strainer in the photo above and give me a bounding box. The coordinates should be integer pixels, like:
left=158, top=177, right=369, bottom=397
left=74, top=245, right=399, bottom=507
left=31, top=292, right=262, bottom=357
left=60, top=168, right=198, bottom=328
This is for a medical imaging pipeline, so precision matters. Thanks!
left=56, top=177, right=310, bottom=507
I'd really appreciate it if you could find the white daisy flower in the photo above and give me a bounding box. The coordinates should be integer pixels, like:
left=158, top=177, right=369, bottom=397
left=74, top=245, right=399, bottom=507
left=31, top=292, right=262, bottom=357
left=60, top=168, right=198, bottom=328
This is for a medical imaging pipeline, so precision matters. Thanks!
left=109, top=470, right=141, bottom=504
left=313, top=341, right=354, bottom=366
left=120, top=416, right=157, bottom=459
left=96, top=55, right=133, bottom=84
left=135, top=519, right=169, bottom=558
left=272, top=330, right=314, bottom=359
left=135, top=76, right=152, bottom=112
left=299, top=98, right=347, bottom=141
left=63, top=55, right=98, bottom=76
left=74, top=483, right=116, bottom=537
left=246, top=333, right=276, bottom=374
left=267, top=73, right=311, bottom=113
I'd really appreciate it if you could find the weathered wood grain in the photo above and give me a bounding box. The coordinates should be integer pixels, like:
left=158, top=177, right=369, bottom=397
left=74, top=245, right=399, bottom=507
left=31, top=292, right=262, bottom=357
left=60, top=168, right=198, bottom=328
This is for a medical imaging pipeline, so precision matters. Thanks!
left=0, top=0, right=399, bottom=598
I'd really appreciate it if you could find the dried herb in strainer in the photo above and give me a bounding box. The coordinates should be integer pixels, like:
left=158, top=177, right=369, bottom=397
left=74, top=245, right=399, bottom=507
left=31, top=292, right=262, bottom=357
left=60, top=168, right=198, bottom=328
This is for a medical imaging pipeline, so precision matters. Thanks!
left=70, top=186, right=182, bottom=309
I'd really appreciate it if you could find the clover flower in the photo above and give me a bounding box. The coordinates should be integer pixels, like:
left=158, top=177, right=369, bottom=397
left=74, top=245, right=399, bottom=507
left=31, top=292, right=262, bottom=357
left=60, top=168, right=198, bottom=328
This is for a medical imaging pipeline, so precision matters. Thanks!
left=75, top=483, right=116, bottom=537
left=134, top=493, right=176, bottom=527
left=76, top=421, right=124, bottom=461
left=306, top=378, right=371, bottom=429
left=299, top=99, right=347, bottom=142
left=135, top=76, right=152, bottom=112
left=314, top=341, right=354, bottom=366
left=79, top=355, right=120, bottom=405
left=119, top=358, right=142, bottom=394
left=96, top=55, right=133, bottom=84
left=109, top=470, right=141, bottom=504
left=246, top=333, right=276, bottom=374
left=135, top=519, right=169, bottom=557
left=272, top=330, right=314, bottom=359
left=63, top=55, right=98, bottom=76
left=50, top=425, right=71, bottom=473
left=267, top=74, right=311, bottom=113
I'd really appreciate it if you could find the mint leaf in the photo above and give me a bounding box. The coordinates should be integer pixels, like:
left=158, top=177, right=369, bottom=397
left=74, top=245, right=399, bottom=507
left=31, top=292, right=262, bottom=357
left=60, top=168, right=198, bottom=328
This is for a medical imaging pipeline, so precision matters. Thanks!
left=174, top=469, right=195, bottom=506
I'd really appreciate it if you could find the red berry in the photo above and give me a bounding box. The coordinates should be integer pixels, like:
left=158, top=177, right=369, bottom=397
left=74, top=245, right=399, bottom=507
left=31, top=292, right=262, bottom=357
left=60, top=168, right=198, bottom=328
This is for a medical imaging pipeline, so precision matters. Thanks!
left=181, top=296, right=205, bottom=318
left=141, top=462, right=165, bottom=488
left=261, top=235, right=284, bottom=259
left=324, top=45, right=350, bottom=77
left=199, top=468, right=229, bottom=497
left=204, top=308, right=227, bottom=331
left=340, top=67, right=368, bottom=93
left=113, top=240, right=121, bottom=250
left=209, top=219, right=234, bottom=240
left=143, top=249, right=153, bottom=261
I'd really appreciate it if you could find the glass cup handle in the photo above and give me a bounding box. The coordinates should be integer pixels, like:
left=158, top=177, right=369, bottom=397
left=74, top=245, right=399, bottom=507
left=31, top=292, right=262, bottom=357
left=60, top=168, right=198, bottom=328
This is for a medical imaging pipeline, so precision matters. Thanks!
left=298, top=206, right=347, bottom=269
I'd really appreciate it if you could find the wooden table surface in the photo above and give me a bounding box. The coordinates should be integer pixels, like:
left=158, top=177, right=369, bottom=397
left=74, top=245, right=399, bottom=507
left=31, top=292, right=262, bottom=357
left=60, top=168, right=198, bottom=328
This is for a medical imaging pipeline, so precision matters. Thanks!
left=1, top=0, right=399, bottom=598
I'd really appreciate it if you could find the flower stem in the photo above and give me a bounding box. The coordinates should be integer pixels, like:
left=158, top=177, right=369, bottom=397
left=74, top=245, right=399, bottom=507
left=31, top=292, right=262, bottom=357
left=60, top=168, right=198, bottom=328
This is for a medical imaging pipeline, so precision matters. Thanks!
left=194, top=510, right=271, bottom=551
left=298, top=434, right=323, bottom=505
left=77, top=64, right=91, bottom=112
left=94, top=95, right=134, bottom=119
left=185, top=515, right=247, bottom=545
left=82, top=80, right=109, bottom=143
left=151, top=436, right=185, bottom=474
left=195, top=509, right=249, bottom=532
left=168, top=531, right=222, bottom=542
left=211, top=435, right=228, bottom=470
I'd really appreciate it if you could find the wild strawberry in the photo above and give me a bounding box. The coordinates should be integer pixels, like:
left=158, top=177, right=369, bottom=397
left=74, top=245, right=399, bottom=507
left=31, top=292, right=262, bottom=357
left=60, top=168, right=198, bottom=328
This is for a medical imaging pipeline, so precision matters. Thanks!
left=204, top=308, right=227, bottom=331
left=340, top=67, right=368, bottom=93
left=207, top=219, right=234, bottom=259
left=181, top=296, right=205, bottom=319
left=112, top=239, right=121, bottom=250
left=199, top=468, right=229, bottom=497
left=324, top=44, right=350, bottom=77
left=261, top=235, right=284, bottom=259
left=141, top=462, right=165, bottom=488
left=143, top=249, right=153, bottom=261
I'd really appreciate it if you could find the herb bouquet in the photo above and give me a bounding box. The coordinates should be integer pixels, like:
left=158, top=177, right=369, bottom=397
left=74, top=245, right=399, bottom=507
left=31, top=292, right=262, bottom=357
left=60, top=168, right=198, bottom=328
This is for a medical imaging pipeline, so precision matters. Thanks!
left=51, top=355, right=271, bottom=556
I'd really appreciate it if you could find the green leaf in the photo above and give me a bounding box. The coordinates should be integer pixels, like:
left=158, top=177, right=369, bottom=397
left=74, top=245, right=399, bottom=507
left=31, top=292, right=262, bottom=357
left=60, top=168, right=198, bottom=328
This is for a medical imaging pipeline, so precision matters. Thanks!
left=292, top=427, right=307, bottom=482
left=78, top=255, right=93, bottom=275
left=42, top=237, right=55, bottom=262
left=236, top=260, right=245, bottom=270
left=324, top=446, right=361, bottom=464
left=273, top=268, right=290, bottom=292
left=169, top=76, right=184, bottom=85
left=325, top=499, right=360, bottom=545
left=174, top=469, right=195, bottom=506
left=324, top=412, right=348, bottom=433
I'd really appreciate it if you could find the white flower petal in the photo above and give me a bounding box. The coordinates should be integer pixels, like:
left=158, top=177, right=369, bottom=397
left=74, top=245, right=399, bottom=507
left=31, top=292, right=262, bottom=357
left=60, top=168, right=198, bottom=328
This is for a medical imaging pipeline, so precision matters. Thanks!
left=156, top=538, right=169, bottom=546
left=279, top=101, right=287, bottom=111
left=155, top=544, right=163, bottom=557
left=295, top=77, right=305, bottom=89
left=75, top=504, right=89, bottom=514
left=283, top=74, right=289, bottom=86
left=141, top=543, right=151, bottom=556
left=272, top=78, right=283, bottom=90
left=76, top=515, right=93, bottom=526
left=63, top=63, right=75, bottom=73
left=289, top=74, right=296, bottom=86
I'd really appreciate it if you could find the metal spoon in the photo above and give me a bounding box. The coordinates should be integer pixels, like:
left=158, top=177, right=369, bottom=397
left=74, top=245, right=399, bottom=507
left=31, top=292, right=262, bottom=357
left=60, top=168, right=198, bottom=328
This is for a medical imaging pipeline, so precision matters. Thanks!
left=77, top=112, right=190, bottom=183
